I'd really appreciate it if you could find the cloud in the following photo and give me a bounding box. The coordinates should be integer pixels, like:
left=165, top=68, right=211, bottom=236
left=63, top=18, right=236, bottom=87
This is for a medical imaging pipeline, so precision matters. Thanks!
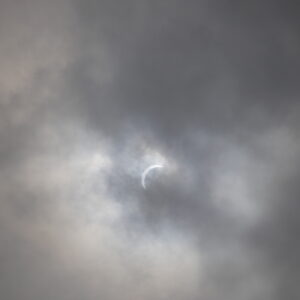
left=1, top=0, right=300, bottom=299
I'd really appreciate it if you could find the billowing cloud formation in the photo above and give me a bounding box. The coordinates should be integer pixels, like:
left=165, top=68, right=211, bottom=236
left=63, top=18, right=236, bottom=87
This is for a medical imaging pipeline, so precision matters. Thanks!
left=1, top=0, right=300, bottom=299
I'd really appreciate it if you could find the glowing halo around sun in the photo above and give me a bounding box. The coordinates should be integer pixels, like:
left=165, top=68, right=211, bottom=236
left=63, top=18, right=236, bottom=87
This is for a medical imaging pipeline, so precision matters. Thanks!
left=141, top=164, right=164, bottom=189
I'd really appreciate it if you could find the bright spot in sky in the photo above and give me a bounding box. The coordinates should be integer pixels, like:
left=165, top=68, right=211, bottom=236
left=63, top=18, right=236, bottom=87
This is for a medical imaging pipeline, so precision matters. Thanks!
left=141, top=164, right=164, bottom=189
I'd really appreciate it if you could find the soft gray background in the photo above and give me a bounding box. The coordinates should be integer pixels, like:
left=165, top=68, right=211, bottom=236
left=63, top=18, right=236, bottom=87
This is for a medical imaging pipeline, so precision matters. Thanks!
left=1, top=0, right=300, bottom=299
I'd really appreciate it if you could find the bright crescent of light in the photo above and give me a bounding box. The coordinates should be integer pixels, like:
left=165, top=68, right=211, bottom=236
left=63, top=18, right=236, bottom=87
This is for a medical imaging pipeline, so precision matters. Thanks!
left=141, top=164, right=164, bottom=189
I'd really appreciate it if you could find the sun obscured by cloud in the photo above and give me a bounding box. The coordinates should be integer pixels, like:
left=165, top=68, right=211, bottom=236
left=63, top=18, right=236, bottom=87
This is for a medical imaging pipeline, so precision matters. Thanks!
left=1, top=0, right=300, bottom=300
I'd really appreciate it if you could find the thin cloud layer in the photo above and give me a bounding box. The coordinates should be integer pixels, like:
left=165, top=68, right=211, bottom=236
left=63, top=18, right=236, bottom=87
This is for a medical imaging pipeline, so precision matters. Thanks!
left=1, top=0, right=300, bottom=299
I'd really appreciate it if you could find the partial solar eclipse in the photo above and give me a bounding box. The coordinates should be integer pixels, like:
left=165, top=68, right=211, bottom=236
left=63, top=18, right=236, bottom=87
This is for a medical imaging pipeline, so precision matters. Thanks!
left=141, top=164, right=164, bottom=189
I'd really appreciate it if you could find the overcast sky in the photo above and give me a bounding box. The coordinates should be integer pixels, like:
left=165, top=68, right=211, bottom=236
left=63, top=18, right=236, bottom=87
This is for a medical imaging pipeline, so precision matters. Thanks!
left=1, top=1, right=300, bottom=299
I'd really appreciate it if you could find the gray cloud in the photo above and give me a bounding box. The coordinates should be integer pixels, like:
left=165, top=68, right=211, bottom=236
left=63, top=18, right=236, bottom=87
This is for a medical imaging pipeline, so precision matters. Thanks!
left=1, top=0, right=300, bottom=299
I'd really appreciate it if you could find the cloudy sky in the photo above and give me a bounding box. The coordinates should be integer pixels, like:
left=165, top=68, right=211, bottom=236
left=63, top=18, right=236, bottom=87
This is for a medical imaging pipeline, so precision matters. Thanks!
left=1, top=0, right=300, bottom=299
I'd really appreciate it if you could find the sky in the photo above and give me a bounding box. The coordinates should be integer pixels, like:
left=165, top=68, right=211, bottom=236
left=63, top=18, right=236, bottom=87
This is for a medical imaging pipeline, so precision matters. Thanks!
left=1, top=0, right=300, bottom=299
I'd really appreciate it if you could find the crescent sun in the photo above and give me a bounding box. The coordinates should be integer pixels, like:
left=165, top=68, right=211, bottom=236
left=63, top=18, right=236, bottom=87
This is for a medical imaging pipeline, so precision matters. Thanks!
left=141, top=164, right=164, bottom=189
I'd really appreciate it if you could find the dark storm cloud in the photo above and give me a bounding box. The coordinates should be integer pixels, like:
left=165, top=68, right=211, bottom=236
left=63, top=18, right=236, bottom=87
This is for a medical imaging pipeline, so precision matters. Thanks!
left=71, top=0, right=300, bottom=139
left=1, top=0, right=300, bottom=299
